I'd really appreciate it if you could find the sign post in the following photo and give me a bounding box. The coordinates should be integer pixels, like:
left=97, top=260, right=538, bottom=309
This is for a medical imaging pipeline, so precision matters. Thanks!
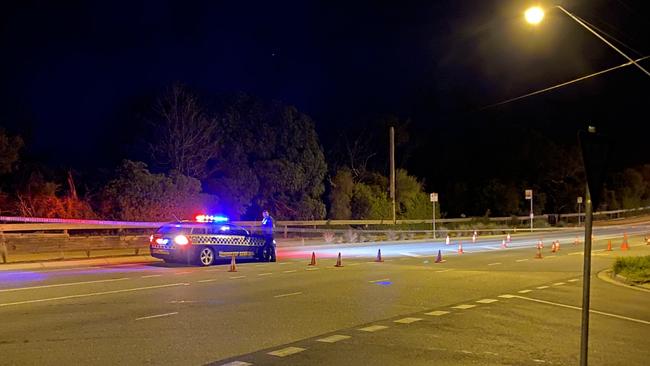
left=525, top=189, right=533, bottom=232
left=430, top=192, right=438, bottom=238
left=577, top=196, right=583, bottom=226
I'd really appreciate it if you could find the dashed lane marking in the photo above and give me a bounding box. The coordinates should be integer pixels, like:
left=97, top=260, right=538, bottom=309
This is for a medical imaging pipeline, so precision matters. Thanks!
left=317, top=335, right=350, bottom=343
left=305, top=267, right=320, bottom=271
left=274, top=292, right=303, bottom=298
left=516, top=259, right=529, bottom=262
left=545, top=256, right=557, bottom=259
left=498, top=294, right=516, bottom=299
left=369, top=278, right=390, bottom=283
left=476, top=299, right=498, bottom=304
left=229, top=276, right=246, bottom=279
left=536, top=286, right=550, bottom=289
left=135, top=312, right=178, bottom=321
left=220, top=361, right=253, bottom=366
left=283, top=270, right=298, bottom=273
left=487, top=262, right=501, bottom=266
left=394, top=317, right=422, bottom=324
left=278, top=262, right=290, bottom=265
left=197, top=278, right=219, bottom=283
left=553, top=282, right=566, bottom=286
left=257, top=273, right=273, bottom=276
left=568, top=279, right=580, bottom=282
left=348, top=263, right=362, bottom=266
left=518, top=289, right=532, bottom=294
left=174, top=271, right=192, bottom=275
left=0, top=283, right=187, bottom=308
left=569, top=252, right=582, bottom=255
left=358, top=325, right=389, bottom=332
left=267, top=347, right=306, bottom=357
left=434, top=269, right=453, bottom=273
left=513, top=295, right=650, bottom=325
left=141, top=275, right=162, bottom=278
left=452, top=304, right=477, bottom=310
left=425, top=310, right=450, bottom=316
left=0, top=277, right=129, bottom=293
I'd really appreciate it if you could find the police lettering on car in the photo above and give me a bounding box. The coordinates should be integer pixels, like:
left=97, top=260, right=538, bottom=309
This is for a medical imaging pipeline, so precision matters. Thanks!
left=149, top=214, right=273, bottom=266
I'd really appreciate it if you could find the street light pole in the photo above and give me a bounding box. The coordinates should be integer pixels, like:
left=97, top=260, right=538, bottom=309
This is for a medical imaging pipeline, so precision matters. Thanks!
left=580, top=184, right=593, bottom=366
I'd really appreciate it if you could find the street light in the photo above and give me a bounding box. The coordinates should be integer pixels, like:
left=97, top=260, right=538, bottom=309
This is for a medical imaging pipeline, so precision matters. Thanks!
left=524, top=5, right=650, bottom=77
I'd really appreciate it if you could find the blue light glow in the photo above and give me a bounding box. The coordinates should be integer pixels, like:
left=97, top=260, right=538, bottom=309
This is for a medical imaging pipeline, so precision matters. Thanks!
left=195, top=214, right=229, bottom=223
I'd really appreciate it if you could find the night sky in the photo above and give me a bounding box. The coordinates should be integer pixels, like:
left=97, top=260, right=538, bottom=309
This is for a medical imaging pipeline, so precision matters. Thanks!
left=1, top=0, right=648, bottom=182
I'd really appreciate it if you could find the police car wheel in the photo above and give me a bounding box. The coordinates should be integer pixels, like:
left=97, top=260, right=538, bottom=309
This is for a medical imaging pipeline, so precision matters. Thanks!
left=198, top=247, right=215, bottom=266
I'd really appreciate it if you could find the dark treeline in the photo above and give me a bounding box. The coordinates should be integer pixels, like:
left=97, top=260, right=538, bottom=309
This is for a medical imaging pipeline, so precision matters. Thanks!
left=1, top=84, right=648, bottom=221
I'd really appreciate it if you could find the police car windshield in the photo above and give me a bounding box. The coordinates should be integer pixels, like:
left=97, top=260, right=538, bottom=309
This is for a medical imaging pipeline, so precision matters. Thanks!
left=155, top=225, right=187, bottom=235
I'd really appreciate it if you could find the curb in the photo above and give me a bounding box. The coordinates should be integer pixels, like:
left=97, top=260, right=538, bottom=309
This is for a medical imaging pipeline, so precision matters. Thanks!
left=0, top=255, right=161, bottom=272
left=597, top=269, right=650, bottom=293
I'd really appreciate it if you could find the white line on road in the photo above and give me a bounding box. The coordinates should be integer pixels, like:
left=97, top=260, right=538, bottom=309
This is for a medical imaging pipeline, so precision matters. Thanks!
left=476, top=299, right=498, bottom=304
left=135, top=312, right=178, bottom=321
left=219, top=361, right=253, bottom=366
left=141, top=275, right=162, bottom=278
left=568, top=279, right=580, bottom=282
left=518, top=289, right=532, bottom=294
left=305, top=267, right=319, bottom=271
left=425, top=310, right=450, bottom=316
left=498, top=294, right=516, bottom=299
left=394, top=317, right=422, bottom=324
left=317, top=335, right=351, bottom=343
left=516, top=259, right=529, bottom=262
left=553, top=282, right=566, bottom=286
left=452, top=304, right=477, bottom=310
left=348, top=263, right=361, bottom=266
left=536, top=286, right=550, bottom=289
left=283, top=270, right=298, bottom=273
left=197, top=278, right=219, bottom=283
left=0, top=277, right=129, bottom=293
left=174, top=271, right=192, bottom=275
left=487, top=262, right=502, bottom=266
left=229, top=276, right=246, bottom=279
left=268, top=347, right=306, bottom=357
left=434, top=269, right=452, bottom=273
left=274, top=292, right=302, bottom=298
left=514, top=295, right=650, bottom=325
left=369, top=278, right=390, bottom=283
left=258, top=273, right=273, bottom=276
left=358, top=325, right=388, bottom=332
left=0, top=283, right=187, bottom=308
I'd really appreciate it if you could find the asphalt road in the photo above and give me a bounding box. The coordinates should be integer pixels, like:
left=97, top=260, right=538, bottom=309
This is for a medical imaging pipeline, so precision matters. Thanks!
left=1, top=225, right=649, bottom=365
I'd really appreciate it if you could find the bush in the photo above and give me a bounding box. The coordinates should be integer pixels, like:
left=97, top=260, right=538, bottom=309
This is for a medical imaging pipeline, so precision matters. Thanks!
left=612, top=256, right=650, bottom=283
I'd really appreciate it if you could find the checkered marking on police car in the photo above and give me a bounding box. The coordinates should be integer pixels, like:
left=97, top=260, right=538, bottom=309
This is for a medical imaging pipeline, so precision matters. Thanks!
left=190, top=235, right=265, bottom=247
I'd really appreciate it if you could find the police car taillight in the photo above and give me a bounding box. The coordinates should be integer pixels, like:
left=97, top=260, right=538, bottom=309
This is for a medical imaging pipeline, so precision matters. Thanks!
left=155, top=238, right=169, bottom=245
left=174, top=235, right=190, bottom=245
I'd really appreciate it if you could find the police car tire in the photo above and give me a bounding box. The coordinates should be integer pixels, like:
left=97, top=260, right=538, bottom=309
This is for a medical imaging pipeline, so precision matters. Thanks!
left=197, top=247, right=215, bottom=266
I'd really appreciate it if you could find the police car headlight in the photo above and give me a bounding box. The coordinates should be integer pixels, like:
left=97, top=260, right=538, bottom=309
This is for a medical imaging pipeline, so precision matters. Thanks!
left=174, top=235, right=190, bottom=245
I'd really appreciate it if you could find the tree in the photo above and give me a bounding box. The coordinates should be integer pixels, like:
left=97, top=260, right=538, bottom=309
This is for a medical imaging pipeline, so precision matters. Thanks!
left=149, top=84, right=220, bottom=179
left=206, top=94, right=327, bottom=220
left=328, top=168, right=354, bottom=219
left=0, top=128, right=23, bottom=175
left=99, top=160, right=216, bottom=221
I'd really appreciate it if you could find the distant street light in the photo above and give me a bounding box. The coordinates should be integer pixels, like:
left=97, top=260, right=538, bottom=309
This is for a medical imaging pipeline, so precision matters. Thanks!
left=524, top=5, right=650, bottom=77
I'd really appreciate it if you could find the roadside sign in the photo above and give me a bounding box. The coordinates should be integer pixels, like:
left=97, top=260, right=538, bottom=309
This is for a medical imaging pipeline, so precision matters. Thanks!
left=430, top=193, right=438, bottom=202
left=525, top=189, right=533, bottom=200
left=577, top=196, right=583, bottom=204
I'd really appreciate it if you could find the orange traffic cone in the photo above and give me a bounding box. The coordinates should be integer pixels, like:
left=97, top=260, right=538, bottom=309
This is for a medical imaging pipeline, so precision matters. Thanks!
left=434, top=249, right=446, bottom=263
left=555, top=241, right=560, bottom=252
left=574, top=237, right=580, bottom=246
left=506, top=233, right=511, bottom=243
left=621, top=238, right=629, bottom=251
left=645, top=236, right=650, bottom=245
left=445, top=235, right=450, bottom=245
left=606, top=240, right=612, bottom=251
left=228, top=254, right=237, bottom=272
left=535, top=244, right=543, bottom=259
left=537, top=239, right=544, bottom=249
left=375, top=249, right=384, bottom=262
left=308, top=251, right=317, bottom=266
left=334, top=252, right=344, bottom=267
left=500, top=239, right=507, bottom=249
left=458, top=241, right=464, bottom=254
left=551, top=241, right=557, bottom=253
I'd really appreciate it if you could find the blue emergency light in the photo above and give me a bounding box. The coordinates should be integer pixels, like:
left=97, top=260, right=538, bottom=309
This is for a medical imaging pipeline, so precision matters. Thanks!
left=195, top=214, right=229, bottom=223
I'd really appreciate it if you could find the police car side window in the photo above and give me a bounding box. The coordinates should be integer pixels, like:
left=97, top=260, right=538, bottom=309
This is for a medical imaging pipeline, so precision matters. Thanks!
left=192, top=227, right=206, bottom=235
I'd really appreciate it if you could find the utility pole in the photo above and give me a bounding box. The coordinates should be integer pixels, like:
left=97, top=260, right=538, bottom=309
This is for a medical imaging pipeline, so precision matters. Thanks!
left=390, top=126, right=396, bottom=224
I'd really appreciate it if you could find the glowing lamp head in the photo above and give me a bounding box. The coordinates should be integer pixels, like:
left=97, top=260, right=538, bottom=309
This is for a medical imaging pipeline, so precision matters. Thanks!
left=174, top=235, right=190, bottom=245
left=525, top=6, right=545, bottom=25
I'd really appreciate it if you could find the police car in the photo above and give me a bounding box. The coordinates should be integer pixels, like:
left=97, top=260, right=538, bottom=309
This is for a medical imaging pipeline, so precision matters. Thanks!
left=149, top=215, right=274, bottom=266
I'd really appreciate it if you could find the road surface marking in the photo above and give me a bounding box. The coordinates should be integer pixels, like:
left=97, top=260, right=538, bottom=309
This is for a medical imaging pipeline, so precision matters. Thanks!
left=518, top=289, right=532, bottom=294
left=476, top=299, right=498, bottom=304
left=135, top=312, right=178, bottom=321
left=514, top=295, right=650, bottom=325
left=569, top=252, right=582, bottom=255
left=220, top=362, right=253, bottom=366
left=197, top=278, right=219, bottom=283
left=425, top=310, right=450, bottom=316
left=452, top=304, right=476, bottom=310
left=568, top=279, right=580, bottom=282
left=498, top=294, right=516, bottom=298
left=0, top=282, right=187, bottom=308
left=258, top=273, right=273, bottom=276
left=516, top=259, right=529, bottom=262
left=229, top=276, right=246, bottom=279
left=0, top=277, right=129, bottom=293
left=274, top=292, right=302, bottom=298
left=305, top=267, right=320, bottom=271
left=317, top=335, right=350, bottom=343
left=553, top=282, right=566, bottom=286
left=394, top=317, right=422, bottom=324
left=348, top=263, right=361, bottom=266
left=545, top=256, right=556, bottom=259
left=358, top=325, right=388, bottom=332
left=399, top=252, right=422, bottom=258
left=487, top=262, right=501, bottom=266
left=141, top=274, right=162, bottom=278
left=536, top=286, right=549, bottom=289
left=175, top=271, right=192, bottom=275
left=434, top=269, right=452, bottom=273
left=283, top=270, right=298, bottom=273
left=268, top=347, right=306, bottom=357
left=369, top=278, right=390, bottom=283
left=279, top=262, right=290, bottom=265
left=480, top=246, right=500, bottom=250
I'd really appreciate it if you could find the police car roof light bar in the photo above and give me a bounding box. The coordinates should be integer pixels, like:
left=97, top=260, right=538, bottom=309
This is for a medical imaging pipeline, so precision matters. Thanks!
left=195, top=214, right=229, bottom=223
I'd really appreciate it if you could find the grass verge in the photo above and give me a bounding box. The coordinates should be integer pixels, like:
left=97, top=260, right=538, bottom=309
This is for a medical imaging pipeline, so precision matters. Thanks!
left=612, top=256, right=650, bottom=284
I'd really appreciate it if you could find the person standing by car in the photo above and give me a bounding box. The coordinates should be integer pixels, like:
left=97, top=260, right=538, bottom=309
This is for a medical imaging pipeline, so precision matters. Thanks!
left=261, top=210, right=276, bottom=262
